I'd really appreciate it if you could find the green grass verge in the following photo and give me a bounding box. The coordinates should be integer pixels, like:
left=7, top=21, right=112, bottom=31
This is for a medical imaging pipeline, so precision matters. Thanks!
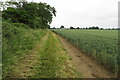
left=31, top=31, right=81, bottom=78
left=2, top=21, right=46, bottom=78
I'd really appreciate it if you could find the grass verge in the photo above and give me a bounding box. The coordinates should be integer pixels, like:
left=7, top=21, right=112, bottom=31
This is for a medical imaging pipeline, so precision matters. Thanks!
left=31, top=31, right=81, bottom=78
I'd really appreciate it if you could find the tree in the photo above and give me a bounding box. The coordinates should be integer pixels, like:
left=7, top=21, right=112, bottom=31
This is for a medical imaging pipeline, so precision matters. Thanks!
left=95, top=26, right=99, bottom=29
left=52, top=27, right=56, bottom=29
left=100, top=28, right=103, bottom=30
left=2, top=1, right=56, bottom=29
left=60, top=25, right=64, bottom=29
left=70, top=26, right=75, bottom=29
left=88, top=26, right=99, bottom=29
left=86, top=27, right=88, bottom=29
left=76, top=27, right=79, bottom=29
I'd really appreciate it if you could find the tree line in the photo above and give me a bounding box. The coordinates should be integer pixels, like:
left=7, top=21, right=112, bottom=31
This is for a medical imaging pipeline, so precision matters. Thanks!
left=51, top=25, right=118, bottom=30
left=1, top=1, right=56, bottom=29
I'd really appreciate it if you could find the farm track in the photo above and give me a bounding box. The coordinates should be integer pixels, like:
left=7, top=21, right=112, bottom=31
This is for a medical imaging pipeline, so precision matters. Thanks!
left=6, top=30, right=80, bottom=78
left=57, top=34, right=114, bottom=78
left=8, top=33, right=49, bottom=78
left=5, top=30, right=114, bottom=78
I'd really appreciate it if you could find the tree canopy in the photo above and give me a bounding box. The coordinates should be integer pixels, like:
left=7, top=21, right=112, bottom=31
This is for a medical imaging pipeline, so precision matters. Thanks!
left=60, top=25, right=64, bottom=29
left=2, top=1, right=56, bottom=29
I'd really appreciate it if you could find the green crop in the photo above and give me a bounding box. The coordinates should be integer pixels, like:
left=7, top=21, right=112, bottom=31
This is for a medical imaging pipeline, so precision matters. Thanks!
left=52, top=29, right=119, bottom=77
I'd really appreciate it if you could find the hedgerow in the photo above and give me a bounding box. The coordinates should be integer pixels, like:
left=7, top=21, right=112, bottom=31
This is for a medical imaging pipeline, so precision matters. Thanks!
left=2, top=21, right=46, bottom=77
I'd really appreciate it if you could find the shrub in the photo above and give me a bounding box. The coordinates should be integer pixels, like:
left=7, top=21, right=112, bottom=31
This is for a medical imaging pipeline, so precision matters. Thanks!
left=2, top=21, right=46, bottom=77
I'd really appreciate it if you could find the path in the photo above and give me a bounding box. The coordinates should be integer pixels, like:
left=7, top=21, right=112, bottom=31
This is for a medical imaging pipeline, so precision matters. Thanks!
left=57, top=34, right=114, bottom=78
left=6, top=30, right=80, bottom=78
left=5, top=30, right=114, bottom=78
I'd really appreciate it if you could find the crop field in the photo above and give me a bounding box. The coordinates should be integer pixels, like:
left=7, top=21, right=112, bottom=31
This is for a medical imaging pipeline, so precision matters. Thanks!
left=1, top=1, right=119, bottom=78
left=52, top=29, right=119, bottom=76
left=2, top=22, right=80, bottom=78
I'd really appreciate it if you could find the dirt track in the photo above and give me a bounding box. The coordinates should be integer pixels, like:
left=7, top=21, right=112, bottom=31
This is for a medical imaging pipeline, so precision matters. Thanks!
left=6, top=31, right=114, bottom=78
left=58, top=35, right=114, bottom=78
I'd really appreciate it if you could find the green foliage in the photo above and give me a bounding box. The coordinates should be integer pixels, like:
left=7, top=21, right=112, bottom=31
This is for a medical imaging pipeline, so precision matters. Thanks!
left=32, top=31, right=80, bottom=78
left=70, top=26, right=75, bottom=29
left=11, top=22, right=28, bottom=28
left=2, top=0, right=56, bottom=78
left=52, top=29, right=119, bottom=77
left=2, top=21, right=46, bottom=77
left=2, top=1, right=56, bottom=29
left=60, top=25, right=64, bottom=29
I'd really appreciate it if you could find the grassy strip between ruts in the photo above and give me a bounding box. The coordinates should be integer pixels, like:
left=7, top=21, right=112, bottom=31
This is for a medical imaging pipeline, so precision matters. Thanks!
left=31, top=30, right=81, bottom=78
left=3, top=30, right=81, bottom=78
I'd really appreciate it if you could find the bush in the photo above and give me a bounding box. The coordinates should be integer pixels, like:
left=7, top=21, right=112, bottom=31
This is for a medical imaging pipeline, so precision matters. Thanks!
left=2, top=21, right=46, bottom=77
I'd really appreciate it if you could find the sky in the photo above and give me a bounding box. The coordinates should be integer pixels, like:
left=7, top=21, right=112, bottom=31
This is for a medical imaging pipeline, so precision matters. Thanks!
left=32, top=0, right=119, bottom=28
left=1, top=0, right=120, bottom=28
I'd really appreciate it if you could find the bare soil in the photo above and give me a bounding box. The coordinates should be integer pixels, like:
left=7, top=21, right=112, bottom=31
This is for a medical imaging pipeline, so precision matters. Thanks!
left=58, top=35, right=114, bottom=78
left=6, top=31, right=114, bottom=78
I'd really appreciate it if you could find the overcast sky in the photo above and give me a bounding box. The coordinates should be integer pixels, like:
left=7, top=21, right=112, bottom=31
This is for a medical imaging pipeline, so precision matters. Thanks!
left=32, top=0, right=119, bottom=28
left=2, top=0, right=120, bottom=28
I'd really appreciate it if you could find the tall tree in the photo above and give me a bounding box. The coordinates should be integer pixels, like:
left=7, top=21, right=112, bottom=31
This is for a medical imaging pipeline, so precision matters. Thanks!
left=2, top=1, right=56, bottom=29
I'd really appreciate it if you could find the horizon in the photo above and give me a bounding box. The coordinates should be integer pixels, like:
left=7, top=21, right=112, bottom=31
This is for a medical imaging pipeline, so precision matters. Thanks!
left=51, top=26, right=120, bottom=29
left=35, top=0, right=119, bottom=28
left=1, top=0, right=119, bottom=28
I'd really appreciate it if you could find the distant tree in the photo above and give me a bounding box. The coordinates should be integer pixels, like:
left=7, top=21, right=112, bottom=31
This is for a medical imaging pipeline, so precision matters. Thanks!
left=70, top=26, right=75, bottom=29
left=108, top=28, right=111, bottom=30
left=76, top=27, right=79, bottom=29
left=100, top=28, right=103, bottom=30
left=86, top=27, right=88, bottom=29
left=60, top=25, right=64, bottom=29
left=88, top=26, right=99, bottom=29
left=52, top=27, right=56, bottom=29
left=112, top=28, right=115, bottom=30
left=95, top=26, right=99, bottom=29
left=88, top=27, right=92, bottom=29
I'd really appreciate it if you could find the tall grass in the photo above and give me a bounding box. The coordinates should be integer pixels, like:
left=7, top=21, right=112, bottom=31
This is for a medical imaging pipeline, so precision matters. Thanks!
left=2, top=21, right=46, bottom=77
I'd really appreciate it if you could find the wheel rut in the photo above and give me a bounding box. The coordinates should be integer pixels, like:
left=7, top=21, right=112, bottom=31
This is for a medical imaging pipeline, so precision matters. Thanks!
left=58, top=35, right=114, bottom=78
